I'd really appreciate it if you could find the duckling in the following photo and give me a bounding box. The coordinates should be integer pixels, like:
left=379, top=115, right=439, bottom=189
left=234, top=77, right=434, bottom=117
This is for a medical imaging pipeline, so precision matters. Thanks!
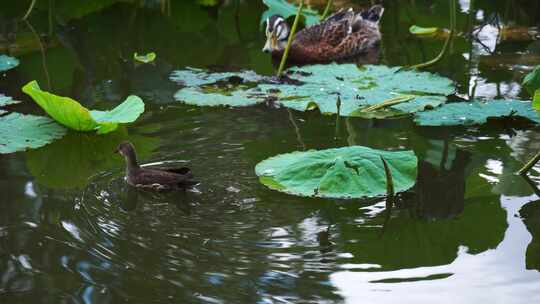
left=116, top=141, right=198, bottom=191
left=262, top=5, right=384, bottom=63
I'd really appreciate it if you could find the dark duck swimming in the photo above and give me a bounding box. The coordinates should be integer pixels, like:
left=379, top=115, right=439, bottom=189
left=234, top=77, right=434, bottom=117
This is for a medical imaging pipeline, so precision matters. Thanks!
left=262, top=5, right=384, bottom=63
left=116, top=141, right=198, bottom=191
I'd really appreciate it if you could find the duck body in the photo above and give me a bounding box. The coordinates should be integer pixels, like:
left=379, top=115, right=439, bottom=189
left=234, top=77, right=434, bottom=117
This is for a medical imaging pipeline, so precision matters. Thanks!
left=263, top=5, right=384, bottom=64
left=116, top=141, right=198, bottom=191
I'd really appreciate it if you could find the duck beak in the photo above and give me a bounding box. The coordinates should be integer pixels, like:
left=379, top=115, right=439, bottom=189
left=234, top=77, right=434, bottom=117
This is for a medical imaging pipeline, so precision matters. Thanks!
left=263, top=35, right=277, bottom=53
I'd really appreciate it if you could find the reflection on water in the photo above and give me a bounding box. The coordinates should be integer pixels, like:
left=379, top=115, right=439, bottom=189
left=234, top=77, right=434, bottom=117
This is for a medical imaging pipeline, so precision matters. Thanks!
left=1, top=0, right=540, bottom=303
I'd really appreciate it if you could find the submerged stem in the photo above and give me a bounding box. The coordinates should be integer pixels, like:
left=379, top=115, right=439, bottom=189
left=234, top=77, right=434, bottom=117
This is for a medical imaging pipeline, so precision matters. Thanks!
left=277, top=0, right=304, bottom=77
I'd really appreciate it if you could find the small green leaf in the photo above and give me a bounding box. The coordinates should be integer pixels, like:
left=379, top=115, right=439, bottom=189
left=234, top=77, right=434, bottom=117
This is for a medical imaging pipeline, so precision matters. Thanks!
left=0, top=113, right=66, bottom=154
left=22, top=81, right=145, bottom=134
left=260, top=0, right=321, bottom=27
left=523, top=66, right=540, bottom=96
left=409, top=25, right=439, bottom=35
left=533, top=89, right=540, bottom=114
left=0, top=54, right=19, bottom=72
left=134, top=52, right=157, bottom=64
left=255, top=146, right=418, bottom=199
left=414, top=99, right=540, bottom=126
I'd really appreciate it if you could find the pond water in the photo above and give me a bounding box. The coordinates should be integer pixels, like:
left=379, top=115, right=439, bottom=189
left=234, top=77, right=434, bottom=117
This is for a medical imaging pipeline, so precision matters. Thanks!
left=1, top=0, right=540, bottom=303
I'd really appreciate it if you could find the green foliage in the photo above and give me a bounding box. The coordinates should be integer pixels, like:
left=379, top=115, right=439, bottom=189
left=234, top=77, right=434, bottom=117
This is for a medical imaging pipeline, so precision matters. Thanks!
left=409, top=25, right=439, bottom=35
left=22, top=81, right=145, bottom=134
left=255, top=146, right=418, bottom=199
left=414, top=99, right=540, bottom=126
left=134, top=52, right=157, bottom=64
left=0, top=55, right=19, bottom=72
left=523, top=66, right=540, bottom=96
left=174, top=87, right=263, bottom=107
left=171, top=64, right=455, bottom=117
left=264, top=64, right=454, bottom=117
left=260, top=0, right=321, bottom=27
left=533, top=89, right=540, bottom=114
left=0, top=113, right=66, bottom=154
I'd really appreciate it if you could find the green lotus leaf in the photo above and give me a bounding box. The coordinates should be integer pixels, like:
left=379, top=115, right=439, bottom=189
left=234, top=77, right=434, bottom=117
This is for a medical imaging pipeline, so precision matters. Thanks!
left=134, top=52, right=157, bottom=63
left=171, top=64, right=454, bottom=116
left=533, top=89, right=540, bottom=114
left=258, top=64, right=454, bottom=117
left=414, top=99, right=540, bottom=126
left=170, top=67, right=263, bottom=87
left=523, top=65, right=540, bottom=96
left=0, top=54, right=19, bottom=72
left=0, top=113, right=66, bottom=154
left=174, top=86, right=265, bottom=107
left=409, top=25, right=439, bottom=35
left=255, top=146, right=418, bottom=199
left=22, top=80, right=145, bottom=134
left=260, top=0, right=321, bottom=27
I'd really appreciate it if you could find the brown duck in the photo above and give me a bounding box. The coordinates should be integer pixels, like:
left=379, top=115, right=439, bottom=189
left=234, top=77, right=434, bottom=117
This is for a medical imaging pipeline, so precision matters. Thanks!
left=262, top=5, right=384, bottom=63
left=116, top=141, right=198, bottom=190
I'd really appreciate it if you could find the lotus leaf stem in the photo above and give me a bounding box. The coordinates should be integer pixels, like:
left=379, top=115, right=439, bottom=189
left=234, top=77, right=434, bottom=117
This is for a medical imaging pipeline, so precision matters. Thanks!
left=517, top=150, right=540, bottom=175
left=22, top=0, right=37, bottom=21
left=277, top=0, right=304, bottom=78
left=321, top=0, right=334, bottom=20
left=361, top=95, right=416, bottom=113
left=407, top=0, right=456, bottom=70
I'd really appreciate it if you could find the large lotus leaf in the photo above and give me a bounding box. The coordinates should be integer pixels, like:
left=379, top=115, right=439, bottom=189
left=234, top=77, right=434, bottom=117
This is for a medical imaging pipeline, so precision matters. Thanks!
left=174, top=86, right=265, bottom=107
left=523, top=65, right=540, bottom=96
left=22, top=81, right=144, bottom=134
left=0, top=54, right=19, bottom=72
left=260, top=0, right=321, bottom=27
left=258, top=64, right=454, bottom=117
left=0, top=113, right=66, bottom=154
left=170, top=67, right=263, bottom=87
left=255, top=146, right=418, bottom=199
left=414, top=99, right=540, bottom=126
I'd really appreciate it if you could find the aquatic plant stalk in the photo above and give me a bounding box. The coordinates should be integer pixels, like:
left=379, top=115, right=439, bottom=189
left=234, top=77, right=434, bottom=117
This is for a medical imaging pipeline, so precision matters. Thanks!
left=361, top=95, right=416, bottom=113
left=277, top=0, right=304, bottom=78
left=321, top=0, right=334, bottom=20
left=22, top=0, right=37, bottom=21
left=517, top=151, right=540, bottom=175
left=408, top=0, right=456, bottom=70
left=380, top=156, right=395, bottom=235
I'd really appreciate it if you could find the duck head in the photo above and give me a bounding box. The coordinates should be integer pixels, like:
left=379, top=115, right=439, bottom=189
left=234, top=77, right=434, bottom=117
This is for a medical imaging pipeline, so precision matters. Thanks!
left=116, top=141, right=139, bottom=169
left=263, top=15, right=290, bottom=53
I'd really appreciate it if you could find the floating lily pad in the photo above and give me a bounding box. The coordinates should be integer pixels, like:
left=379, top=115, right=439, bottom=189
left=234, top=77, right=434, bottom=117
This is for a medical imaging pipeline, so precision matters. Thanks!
left=0, top=54, right=19, bottom=72
left=171, top=64, right=454, bottom=116
left=523, top=65, right=540, bottom=96
left=260, top=0, right=321, bottom=27
left=414, top=99, right=540, bottom=126
left=134, top=52, right=156, bottom=63
left=409, top=25, right=439, bottom=35
left=259, top=64, right=454, bottom=118
left=0, top=113, right=66, bottom=154
left=174, top=86, right=265, bottom=107
left=22, top=81, right=145, bottom=134
left=170, top=67, right=263, bottom=87
left=255, top=146, right=418, bottom=199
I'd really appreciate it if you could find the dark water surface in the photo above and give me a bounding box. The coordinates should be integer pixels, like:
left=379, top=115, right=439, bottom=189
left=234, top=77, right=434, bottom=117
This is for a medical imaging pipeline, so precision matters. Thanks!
left=1, top=0, right=540, bottom=303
